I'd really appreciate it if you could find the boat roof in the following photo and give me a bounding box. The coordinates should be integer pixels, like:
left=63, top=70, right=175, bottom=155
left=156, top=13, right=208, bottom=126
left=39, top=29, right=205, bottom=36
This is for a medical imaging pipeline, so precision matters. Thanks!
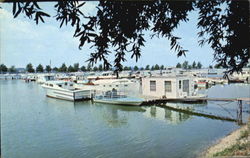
left=93, top=79, right=133, bottom=84
left=144, top=74, right=192, bottom=79
left=45, top=80, right=73, bottom=84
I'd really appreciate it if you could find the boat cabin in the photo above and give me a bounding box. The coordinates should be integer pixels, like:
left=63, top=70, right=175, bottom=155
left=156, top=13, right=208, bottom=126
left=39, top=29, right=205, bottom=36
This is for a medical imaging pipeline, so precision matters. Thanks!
left=44, top=81, right=77, bottom=90
left=37, top=74, right=55, bottom=83
left=141, top=75, right=195, bottom=98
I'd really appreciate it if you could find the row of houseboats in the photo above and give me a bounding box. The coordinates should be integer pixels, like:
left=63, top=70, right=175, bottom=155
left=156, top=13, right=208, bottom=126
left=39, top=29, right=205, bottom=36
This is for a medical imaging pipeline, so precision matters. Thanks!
left=1, top=68, right=250, bottom=105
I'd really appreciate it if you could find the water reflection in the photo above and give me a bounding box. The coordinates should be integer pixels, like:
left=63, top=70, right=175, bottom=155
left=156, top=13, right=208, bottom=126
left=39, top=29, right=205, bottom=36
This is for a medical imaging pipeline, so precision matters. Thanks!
left=83, top=103, right=146, bottom=128
left=144, top=104, right=194, bottom=124
left=2, top=80, right=249, bottom=158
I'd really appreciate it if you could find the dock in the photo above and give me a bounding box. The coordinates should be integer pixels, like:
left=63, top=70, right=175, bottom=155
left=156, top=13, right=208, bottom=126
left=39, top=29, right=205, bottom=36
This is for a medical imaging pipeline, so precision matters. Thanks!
left=141, top=97, right=250, bottom=125
left=141, top=97, right=250, bottom=105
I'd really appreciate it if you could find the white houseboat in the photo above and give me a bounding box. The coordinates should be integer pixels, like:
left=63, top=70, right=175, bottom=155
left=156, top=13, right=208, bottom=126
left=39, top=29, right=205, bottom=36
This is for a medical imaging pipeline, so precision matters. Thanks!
left=42, top=81, right=91, bottom=101
left=141, top=75, right=205, bottom=99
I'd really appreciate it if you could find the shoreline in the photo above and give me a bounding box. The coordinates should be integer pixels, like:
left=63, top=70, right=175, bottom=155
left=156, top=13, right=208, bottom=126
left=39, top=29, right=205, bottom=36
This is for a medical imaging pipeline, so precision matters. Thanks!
left=200, top=124, right=249, bottom=157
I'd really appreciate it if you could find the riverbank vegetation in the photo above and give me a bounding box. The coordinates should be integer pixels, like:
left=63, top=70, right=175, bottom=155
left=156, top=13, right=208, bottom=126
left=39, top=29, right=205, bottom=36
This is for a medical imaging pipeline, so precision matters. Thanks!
left=213, top=119, right=250, bottom=157
left=205, top=118, right=250, bottom=157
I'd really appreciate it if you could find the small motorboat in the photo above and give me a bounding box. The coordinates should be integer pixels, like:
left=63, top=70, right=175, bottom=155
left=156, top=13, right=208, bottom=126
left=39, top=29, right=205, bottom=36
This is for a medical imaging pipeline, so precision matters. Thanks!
left=93, top=90, right=144, bottom=106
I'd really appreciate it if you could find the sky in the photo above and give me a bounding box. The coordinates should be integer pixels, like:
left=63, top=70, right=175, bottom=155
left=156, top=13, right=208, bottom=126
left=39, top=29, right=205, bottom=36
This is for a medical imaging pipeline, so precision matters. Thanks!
left=0, top=2, right=216, bottom=68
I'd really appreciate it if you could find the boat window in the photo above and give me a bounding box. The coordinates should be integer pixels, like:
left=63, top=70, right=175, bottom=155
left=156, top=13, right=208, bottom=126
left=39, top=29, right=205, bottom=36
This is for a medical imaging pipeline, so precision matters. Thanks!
left=150, top=80, right=156, bottom=91
left=164, top=81, right=172, bottom=92
left=58, top=85, right=62, bottom=87
left=70, top=84, right=73, bottom=86
left=109, top=85, right=112, bottom=87
left=65, top=82, right=67, bottom=86
left=179, top=80, right=182, bottom=89
left=183, top=80, right=189, bottom=93
left=124, top=85, right=128, bottom=87
left=103, top=85, right=105, bottom=87
left=49, top=84, right=53, bottom=87
left=116, top=85, right=119, bottom=87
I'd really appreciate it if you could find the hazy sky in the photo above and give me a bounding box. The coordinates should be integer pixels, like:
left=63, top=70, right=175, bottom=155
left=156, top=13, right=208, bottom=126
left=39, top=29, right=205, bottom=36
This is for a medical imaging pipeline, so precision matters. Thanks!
left=0, top=2, right=216, bottom=68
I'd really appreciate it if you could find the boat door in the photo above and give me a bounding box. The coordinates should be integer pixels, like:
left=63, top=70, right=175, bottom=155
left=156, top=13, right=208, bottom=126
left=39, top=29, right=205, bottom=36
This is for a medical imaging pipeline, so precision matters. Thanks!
left=183, top=80, right=189, bottom=96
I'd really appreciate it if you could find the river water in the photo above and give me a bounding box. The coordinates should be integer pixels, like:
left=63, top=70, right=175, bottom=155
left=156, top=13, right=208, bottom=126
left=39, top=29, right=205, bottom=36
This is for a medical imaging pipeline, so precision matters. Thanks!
left=1, top=80, right=250, bottom=158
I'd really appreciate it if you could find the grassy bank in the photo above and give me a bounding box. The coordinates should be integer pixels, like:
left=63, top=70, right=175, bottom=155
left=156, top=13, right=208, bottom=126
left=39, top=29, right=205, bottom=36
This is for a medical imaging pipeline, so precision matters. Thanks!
left=203, top=118, right=250, bottom=157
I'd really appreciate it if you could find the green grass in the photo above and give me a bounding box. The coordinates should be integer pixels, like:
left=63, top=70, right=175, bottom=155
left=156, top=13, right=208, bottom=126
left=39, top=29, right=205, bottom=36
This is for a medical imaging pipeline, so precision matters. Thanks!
left=213, top=118, right=250, bottom=157
left=239, top=130, right=249, bottom=139
left=213, top=142, right=250, bottom=157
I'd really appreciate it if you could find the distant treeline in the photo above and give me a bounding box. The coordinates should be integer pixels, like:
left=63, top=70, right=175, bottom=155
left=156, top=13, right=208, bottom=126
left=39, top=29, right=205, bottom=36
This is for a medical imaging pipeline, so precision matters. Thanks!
left=176, top=61, right=203, bottom=69
left=1, top=61, right=249, bottom=73
left=0, top=63, right=166, bottom=73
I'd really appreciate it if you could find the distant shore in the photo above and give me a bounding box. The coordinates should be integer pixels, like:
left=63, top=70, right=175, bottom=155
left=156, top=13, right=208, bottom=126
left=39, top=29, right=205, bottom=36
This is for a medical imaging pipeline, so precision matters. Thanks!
left=201, top=120, right=250, bottom=157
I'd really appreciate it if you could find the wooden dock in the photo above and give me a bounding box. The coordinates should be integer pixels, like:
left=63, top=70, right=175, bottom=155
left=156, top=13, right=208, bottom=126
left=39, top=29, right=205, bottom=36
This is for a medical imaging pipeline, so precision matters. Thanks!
left=156, top=104, right=238, bottom=123
left=142, top=97, right=250, bottom=105
left=141, top=97, right=250, bottom=125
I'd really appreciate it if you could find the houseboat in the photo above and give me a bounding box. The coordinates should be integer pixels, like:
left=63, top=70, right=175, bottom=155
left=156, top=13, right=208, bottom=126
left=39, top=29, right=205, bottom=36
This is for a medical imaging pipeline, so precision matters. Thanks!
left=42, top=81, right=91, bottom=101
left=141, top=75, right=206, bottom=99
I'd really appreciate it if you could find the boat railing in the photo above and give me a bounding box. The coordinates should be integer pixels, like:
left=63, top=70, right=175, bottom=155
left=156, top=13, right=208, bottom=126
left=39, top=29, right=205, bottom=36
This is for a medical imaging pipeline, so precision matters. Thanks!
left=94, top=90, right=127, bottom=99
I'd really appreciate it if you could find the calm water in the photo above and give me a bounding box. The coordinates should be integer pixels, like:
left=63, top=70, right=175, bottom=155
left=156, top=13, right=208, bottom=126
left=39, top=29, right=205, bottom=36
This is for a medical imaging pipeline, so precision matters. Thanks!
left=1, top=80, right=250, bottom=158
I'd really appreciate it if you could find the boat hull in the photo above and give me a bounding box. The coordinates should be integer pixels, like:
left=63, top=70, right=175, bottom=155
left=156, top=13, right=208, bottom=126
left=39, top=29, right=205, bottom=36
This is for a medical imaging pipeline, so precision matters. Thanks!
left=42, top=85, right=91, bottom=101
left=93, top=98, right=143, bottom=106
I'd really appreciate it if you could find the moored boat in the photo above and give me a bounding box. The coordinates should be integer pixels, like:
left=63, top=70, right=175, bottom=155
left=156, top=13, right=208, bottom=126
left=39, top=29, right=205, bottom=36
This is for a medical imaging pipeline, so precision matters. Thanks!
left=93, top=90, right=144, bottom=106
left=37, top=74, right=55, bottom=84
left=42, top=81, right=91, bottom=101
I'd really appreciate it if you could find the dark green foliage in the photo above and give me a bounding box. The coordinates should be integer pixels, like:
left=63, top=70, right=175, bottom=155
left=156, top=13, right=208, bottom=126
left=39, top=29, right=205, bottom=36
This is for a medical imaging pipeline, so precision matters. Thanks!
left=154, top=64, right=160, bottom=70
left=98, top=64, right=103, bottom=71
left=7, top=0, right=250, bottom=73
left=0, top=64, right=8, bottom=73
left=160, top=65, right=164, bottom=70
left=214, top=64, right=221, bottom=69
left=8, top=65, right=16, bottom=73
left=192, top=61, right=196, bottom=69
left=12, top=1, right=50, bottom=24
left=182, top=61, right=189, bottom=69
left=123, top=66, right=128, bottom=71
left=209, top=65, right=213, bottom=69
left=151, top=65, right=155, bottom=70
left=196, top=0, right=249, bottom=73
left=176, top=63, right=182, bottom=68
left=26, top=63, right=35, bottom=73
left=52, top=67, right=58, bottom=72
left=93, top=66, right=98, bottom=71
left=73, top=63, right=79, bottom=72
left=45, top=65, right=51, bottom=72
left=145, top=65, right=150, bottom=70
left=36, top=64, right=44, bottom=72
left=59, top=63, right=67, bottom=72
left=134, top=66, right=139, bottom=71
left=68, top=65, right=75, bottom=72
left=87, top=64, right=92, bottom=71
left=80, top=65, right=86, bottom=71
left=197, top=62, right=202, bottom=69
